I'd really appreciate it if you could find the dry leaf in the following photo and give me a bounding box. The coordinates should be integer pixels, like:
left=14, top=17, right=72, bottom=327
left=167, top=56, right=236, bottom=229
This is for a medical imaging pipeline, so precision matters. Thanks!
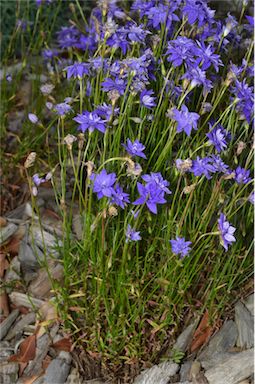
left=21, top=375, right=42, bottom=384
left=0, top=217, right=7, bottom=227
left=0, top=291, right=10, bottom=317
left=190, top=311, right=214, bottom=353
left=42, top=354, right=52, bottom=370
left=52, top=337, right=72, bottom=352
left=0, top=252, right=9, bottom=278
left=19, top=361, right=28, bottom=376
left=36, top=301, right=58, bottom=338
left=9, top=334, right=36, bottom=363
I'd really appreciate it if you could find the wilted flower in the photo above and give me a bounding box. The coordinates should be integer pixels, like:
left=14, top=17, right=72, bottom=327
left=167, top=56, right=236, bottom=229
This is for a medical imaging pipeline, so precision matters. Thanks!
left=64, top=134, right=77, bottom=150
left=176, top=159, right=193, bottom=173
left=218, top=213, right=236, bottom=251
left=122, top=139, right=147, bottom=159
left=126, top=161, right=143, bottom=177
left=248, top=192, right=254, bottom=205
left=40, top=83, right=54, bottom=95
left=170, top=237, right=192, bottom=258
left=55, top=102, right=73, bottom=116
left=24, top=152, right=36, bottom=168
left=126, top=224, right=141, bottom=242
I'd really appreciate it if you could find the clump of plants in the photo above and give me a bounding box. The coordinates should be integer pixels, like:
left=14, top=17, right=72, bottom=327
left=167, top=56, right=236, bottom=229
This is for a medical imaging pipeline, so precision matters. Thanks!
left=2, top=0, right=254, bottom=381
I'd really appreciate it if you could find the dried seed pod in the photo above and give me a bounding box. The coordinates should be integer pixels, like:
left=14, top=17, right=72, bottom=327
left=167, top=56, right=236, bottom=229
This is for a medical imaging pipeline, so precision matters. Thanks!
left=236, top=141, right=246, bottom=156
left=108, top=206, right=118, bottom=217
left=24, top=152, right=36, bottom=168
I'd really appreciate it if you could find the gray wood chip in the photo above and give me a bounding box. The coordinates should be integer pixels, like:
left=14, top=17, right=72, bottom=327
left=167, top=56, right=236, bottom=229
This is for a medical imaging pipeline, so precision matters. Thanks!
left=133, top=360, right=179, bottom=384
left=235, top=301, right=254, bottom=348
left=198, top=320, right=238, bottom=370
left=43, top=358, right=71, bottom=383
left=0, top=309, right=19, bottom=341
left=5, top=312, right=36, bottom=341
left=0, top=223, right=17, bottom=245
left=204, top=348, right=254, bottom=384
left=9, top=291, right=44, bottom=309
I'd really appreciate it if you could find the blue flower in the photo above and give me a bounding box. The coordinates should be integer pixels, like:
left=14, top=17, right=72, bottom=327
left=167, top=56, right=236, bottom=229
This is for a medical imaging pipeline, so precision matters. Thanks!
left=133, top=181, right=167, bottom=214
left=207, top=123, right=231, bottom=152
left=90, top=169, right=116, bottom=199
left=183, top=0, right=215, bottom=27
left=195, top=41, right=223, bottom=72
left=140, top=89, right=156, bottom=109
left=94, top=103, right=119, bottom=122
left=57, top=26, right=80, bottom=49
left=73, top=111, right=106, bottom=133
left=234, top=166, right=251, bottom=184
left=110, top=184, right=130, bottom=209
left=126, top=23, right=151, bottom=43
left=126, top=224, right=141, bottom=242
left=142, top=173, right=171, bottom=195
left=64, top=62, right=90, bottom=79
left=172, top=104, right=200, bottom=136
left=231, top=79, right=254, bottom=123
left=182, top=67, right=213, bottom=95
left=32, top=174, right=45, bottom=186
left=170, top=237, right=192, bottom=258
left=55, top=102, right=73, bottom=116
left=123, top=139, right=147, bottom=159
left=191, top=156, right=216, bottom=179
left=166, top=37, right=197, bottom=68
left=218, top=213, right=236, bottom=251
left=101, top=77, right=127, bottom=95
left=209, top=155, right=230, bottom=174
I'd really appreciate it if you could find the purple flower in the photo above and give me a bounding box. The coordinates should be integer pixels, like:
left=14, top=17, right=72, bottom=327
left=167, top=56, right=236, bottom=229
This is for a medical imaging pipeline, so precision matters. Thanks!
left=231, top=80, right=254, bottom=123
left=140, top=89, right=156, bottom=109
left=90, top=169, right=116, bottom=199
left=110, top=184, right=130, bottom=209
left=28, top=113, right=39, bottom=124
left=126, top=23, right=151, bottom=43
left=123, top=139, right=147, bottom=159
left=218, top=213, right=236, bottom=251
left=172, top=104, right=200, bottom=136
left=133, top=181, right=167, bottom=214
left=64, top=62, right=90, bottom=79
left=42, top=49, right=58, bottom=59
left=183, top=0, right=215, bottom=27
left=195, top=41, right=223, bottom=72
left=182, top=67, right=213, bottom=95
left=234, top=166, right=251, bottom=184
left=209, top=155, right=230, bottom=174
left=73, top=111, right=106, bottom=133
left=207, top=123, right=231, bottom=152
left=142, top=173, right=171, bottom=195
left=126, top=224, right=141, bottom=242
left=55, top=102, right=72, bottom=116
left=101, top=77, right=127, bottom=95
left=166, top=37, right=197, bottom=68
left=94, top=103, right=119, bottom=122
left=32, top=173, right=45, bottom=186
left=57, top=26, right=80, bottom=49
left=191, top=156, right=216, bottom=179
left=248, top=192, right=254, bottom=205
left=6, top=74, right=12, bottom=82
left=170, top=237, right=192, bottom=258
